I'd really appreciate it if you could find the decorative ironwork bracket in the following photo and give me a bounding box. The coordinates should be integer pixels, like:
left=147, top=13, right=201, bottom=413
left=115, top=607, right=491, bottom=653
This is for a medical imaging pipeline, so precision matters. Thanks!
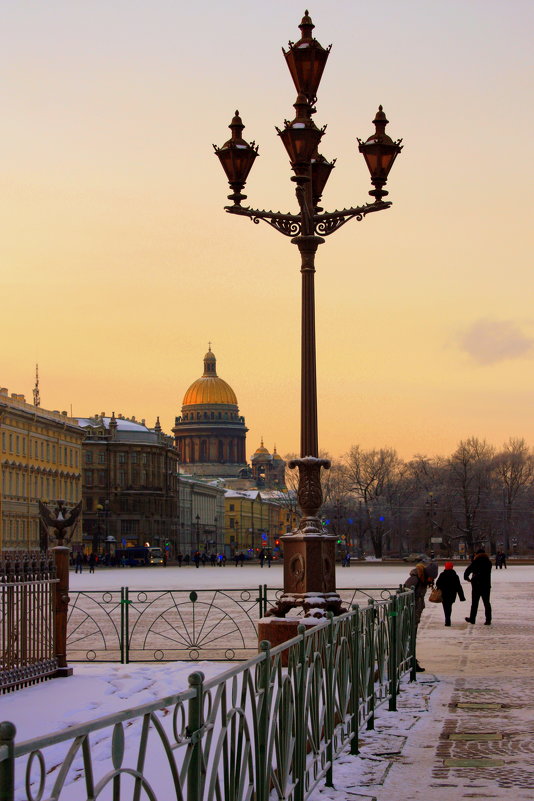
left=225, top=200, right=391, bottom=238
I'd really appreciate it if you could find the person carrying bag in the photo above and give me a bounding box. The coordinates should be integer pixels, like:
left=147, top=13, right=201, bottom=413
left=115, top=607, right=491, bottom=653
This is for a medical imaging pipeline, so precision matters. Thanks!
left=436, top=561, right=466, bottom=626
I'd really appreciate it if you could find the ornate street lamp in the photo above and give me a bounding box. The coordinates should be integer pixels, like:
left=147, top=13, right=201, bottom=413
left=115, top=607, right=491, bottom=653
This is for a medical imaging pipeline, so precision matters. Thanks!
left=195, top=513, right=200, bottom=554
left=214, top=11, right=402, bottom=622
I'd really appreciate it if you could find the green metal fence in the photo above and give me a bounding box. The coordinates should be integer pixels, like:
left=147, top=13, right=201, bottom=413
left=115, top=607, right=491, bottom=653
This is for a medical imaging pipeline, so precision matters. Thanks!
left=67, top=586, right=407, bottom=663
left=0, top=589, right=415, bottom=801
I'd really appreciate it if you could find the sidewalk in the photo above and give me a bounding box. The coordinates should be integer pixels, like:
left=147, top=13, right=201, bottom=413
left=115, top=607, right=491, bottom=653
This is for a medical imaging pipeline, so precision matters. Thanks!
left=309, top=567, right=534, bottom=801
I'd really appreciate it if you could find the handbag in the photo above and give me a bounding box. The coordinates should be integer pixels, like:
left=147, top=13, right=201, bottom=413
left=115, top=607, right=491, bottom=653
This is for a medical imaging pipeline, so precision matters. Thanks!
left=428, top=586, right=442, bottom=603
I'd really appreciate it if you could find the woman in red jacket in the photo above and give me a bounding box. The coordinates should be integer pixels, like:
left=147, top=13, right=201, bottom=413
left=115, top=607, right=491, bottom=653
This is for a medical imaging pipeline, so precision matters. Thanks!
left=436, top=561, right=466, bottom=626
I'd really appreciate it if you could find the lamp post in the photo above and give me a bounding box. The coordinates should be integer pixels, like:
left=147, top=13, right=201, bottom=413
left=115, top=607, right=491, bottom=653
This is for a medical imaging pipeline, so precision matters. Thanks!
left=215, top=11, right=401, bottom=618
left=195, top=513, right=200, bottom=555
left=425, top=493, right=437, bottom=551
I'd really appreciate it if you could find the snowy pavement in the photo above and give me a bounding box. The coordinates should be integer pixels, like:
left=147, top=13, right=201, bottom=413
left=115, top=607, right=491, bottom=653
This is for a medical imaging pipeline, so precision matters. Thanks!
left=308, top=564, right=534, bottom=801
left=3, top=564, right=533, bottom=800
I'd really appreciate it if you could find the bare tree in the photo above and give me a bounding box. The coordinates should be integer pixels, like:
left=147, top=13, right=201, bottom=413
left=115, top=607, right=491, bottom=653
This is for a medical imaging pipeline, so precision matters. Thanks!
left=447, top=437, right=495, bottom=554
left=343, top=446, right=404, bottom=558
left=493, top=437, right=534, bottom=552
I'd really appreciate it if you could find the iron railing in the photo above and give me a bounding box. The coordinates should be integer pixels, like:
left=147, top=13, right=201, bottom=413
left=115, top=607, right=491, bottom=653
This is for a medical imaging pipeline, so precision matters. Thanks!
left=0, top=588, right=415, bottom=801
left=66, top=586, right=406, bottom=663
left=0, top=554, right=58, bottom=693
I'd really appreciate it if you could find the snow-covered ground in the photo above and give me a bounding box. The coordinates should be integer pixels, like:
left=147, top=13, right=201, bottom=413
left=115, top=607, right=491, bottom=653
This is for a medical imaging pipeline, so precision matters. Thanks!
left=3, top=563, right=533, bottom=800
left=69, top=560, right=422, bottom=591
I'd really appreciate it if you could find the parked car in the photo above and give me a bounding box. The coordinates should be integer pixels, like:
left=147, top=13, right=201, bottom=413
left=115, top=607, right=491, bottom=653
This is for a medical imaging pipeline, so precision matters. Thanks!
left=402, top=553, right=426, bottom=562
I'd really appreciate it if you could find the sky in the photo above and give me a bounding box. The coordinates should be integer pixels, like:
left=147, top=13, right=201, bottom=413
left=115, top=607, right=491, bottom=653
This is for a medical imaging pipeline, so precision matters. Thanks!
left=1, top=0, right=533, bottom=461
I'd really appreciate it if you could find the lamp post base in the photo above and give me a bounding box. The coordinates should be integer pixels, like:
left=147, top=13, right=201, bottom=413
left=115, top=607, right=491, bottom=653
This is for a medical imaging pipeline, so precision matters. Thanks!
left=265, top=531, right=344, bottom=619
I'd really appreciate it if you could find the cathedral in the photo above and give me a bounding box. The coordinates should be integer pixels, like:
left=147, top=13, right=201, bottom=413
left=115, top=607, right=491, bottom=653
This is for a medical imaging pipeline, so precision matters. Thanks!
left=173, top=347, right=249, bottom=478
left=250, top=439, right=286, bottom=489
left=174, top=347, right=287, bottom=490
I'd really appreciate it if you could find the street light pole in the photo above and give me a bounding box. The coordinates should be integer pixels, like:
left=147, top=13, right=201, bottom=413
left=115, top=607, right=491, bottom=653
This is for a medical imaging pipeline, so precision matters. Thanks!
left=215, top=12, right=401, bottom=618
left=195, top=514, right=200, bottom=554
left=425, top=493, right=437, bottom=551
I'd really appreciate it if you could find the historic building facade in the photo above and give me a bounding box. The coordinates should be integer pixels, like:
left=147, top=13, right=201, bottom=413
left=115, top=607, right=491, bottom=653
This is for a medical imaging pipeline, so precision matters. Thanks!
left=76, top=413, right=179, bottom=554
left=173, top=347, right=248, bottom=478
left=224, top=489, right=298, bottom=556
left=0, top=387, right=84, bottom=551
left=178, top=474, right=225, bottom=556
left=250, top=440, right=286, bottom=488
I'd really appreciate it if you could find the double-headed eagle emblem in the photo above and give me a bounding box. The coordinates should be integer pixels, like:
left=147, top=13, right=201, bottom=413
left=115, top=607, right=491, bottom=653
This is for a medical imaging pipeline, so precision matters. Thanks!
left=38, top=499, right=83, bottom=547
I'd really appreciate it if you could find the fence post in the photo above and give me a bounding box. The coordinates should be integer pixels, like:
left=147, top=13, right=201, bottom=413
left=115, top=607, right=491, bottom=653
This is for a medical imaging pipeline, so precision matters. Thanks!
left=0, top=722, right=16, bottom=801
left=325, top=612, right=335, bottom=788
left=366, top=599, right=375, bottom=730
left=52, top=546, right=73, bottom=678
left=388, top=593, right=398, bottom=711
left=257, top=640, right=271, bottom=801
left=409, top=587, right=417, bottom=682
left=350, top=604, right=360, bottom=755
left=187, top=671, right=205, bottom=801
left=294, top=623, right=307, bottom=801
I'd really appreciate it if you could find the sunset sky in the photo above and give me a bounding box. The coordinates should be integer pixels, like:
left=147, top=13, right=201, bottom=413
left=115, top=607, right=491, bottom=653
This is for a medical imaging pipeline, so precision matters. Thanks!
left=2, top=1, right=533, bottom=461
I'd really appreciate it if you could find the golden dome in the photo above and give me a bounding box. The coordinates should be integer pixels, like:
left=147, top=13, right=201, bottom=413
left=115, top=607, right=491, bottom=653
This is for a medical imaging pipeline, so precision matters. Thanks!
left=182, top=347, right=238, bottom=408
left=254, top=437, right=269, bottom=455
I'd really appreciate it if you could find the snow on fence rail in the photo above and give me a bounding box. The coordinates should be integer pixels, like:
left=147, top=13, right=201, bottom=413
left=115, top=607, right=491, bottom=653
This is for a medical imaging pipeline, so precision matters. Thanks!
left=66, top=585, right=406, bottom=662
left=0, top=589, right=415, bottom=801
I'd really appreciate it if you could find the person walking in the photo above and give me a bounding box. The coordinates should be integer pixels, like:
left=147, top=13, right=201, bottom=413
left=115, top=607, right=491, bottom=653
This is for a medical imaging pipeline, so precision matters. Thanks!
left=436, top=561, right=466, bottom=626
left=75, top=551, right=83, bottom=574
left=88, top=552, right=96, bottom=574
left=464, top=547, right=492, bottom=625
left=259, top=549, right=265, bottom=568
left=404, top=557, right=438, bottom=671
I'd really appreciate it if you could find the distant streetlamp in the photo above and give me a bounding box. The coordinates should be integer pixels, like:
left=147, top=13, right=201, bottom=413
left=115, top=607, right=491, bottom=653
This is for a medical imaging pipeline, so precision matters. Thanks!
left=94, top=501, right=109, bottom=555
left=215, top=12, right=401, bottom=617
left=425, top=493, right=437, bottom=551
left=195, top=514, right=200, bottom=554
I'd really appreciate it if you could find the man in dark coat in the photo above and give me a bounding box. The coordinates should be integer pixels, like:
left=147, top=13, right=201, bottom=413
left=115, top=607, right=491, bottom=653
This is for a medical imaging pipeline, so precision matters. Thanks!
left=436, top=561, right=465, bottom=626
left=464, top=548, right=492, bottom=625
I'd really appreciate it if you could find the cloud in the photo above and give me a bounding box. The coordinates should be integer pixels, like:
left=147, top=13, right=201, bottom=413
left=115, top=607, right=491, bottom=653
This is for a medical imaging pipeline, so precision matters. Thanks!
left=459, top=318, right=534, bottom=365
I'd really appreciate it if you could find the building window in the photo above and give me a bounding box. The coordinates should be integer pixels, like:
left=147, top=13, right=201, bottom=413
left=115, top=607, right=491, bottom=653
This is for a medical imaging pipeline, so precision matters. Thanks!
left=9, top=434, right=13, bottom=453
left=98, top=471, right=106, bottom=485
left=131, top=453, right=138, bottom=464
left=86, top=471, right=93, bottom=486
left=229, top=504, right=235, bottom=512
left=46, top=443, right=50, bottom=461
left=86, top=452, right=93, bottom=464
left=1, top=432, right=5, bottom=451
left=118, top=453, right=126, bottom=464
left=229, top=518, right=235, bottom=528
left=121, top=519, right=139, bottom=536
